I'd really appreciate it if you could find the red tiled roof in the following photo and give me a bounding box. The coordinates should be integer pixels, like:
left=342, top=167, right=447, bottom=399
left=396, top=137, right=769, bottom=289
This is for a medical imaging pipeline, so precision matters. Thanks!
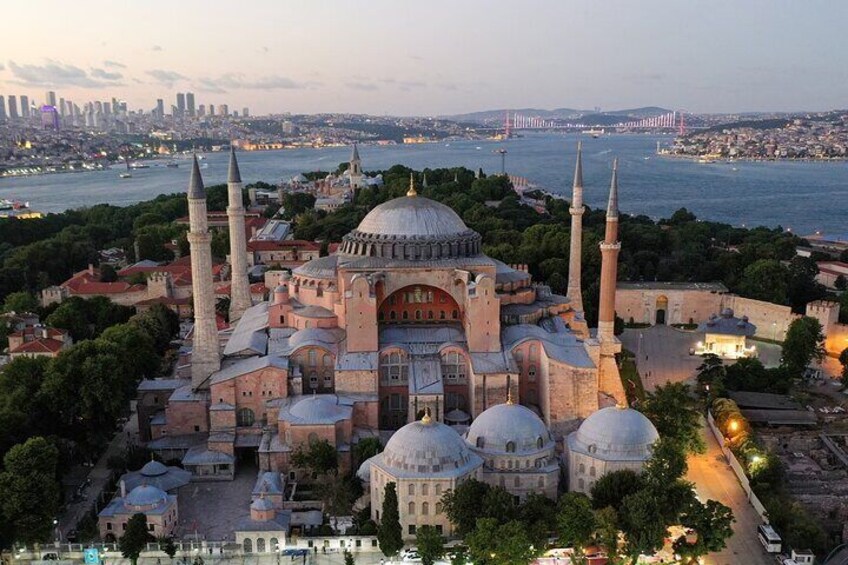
left=10, top=338, right=65, bottom=354
left=8, top=326, right=68, bottom=340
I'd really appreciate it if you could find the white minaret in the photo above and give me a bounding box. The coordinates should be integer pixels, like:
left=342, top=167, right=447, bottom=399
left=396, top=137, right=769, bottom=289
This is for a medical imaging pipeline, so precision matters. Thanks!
left=349, top=143, right=363, bottom=189
left=567, top=142, right=585, bottom=312
left=187, top=155, right=221, bottom=389
left=226, top=146, right=252, bottom=322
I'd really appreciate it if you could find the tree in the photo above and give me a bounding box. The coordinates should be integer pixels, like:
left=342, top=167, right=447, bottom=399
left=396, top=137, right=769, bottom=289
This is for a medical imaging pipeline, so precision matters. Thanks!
left=836, top=274, right=847, bottom=291
left=736, top=259, right=789, bottom=304
left=840, top=348, right=848, bottom=389
left=642, top=382, right=705, bottom=455
left=673, top=499, right=734, bottom=565
left=291, top=438, right=338, bottom=476
left=465, top=518, right=537, bottom=565
left=120, top=513, right=153, bottom=565
left=643, top=437, right=689, bottom=487
left=593, top=506, right=620, bottom=556
left=99, top=264, right=118, bottom=282
left=378, top=482, right=403, bottom=558
left=440, top=478, right=492, bottom=535
left=590, top=469, right=645, bottom=511
left=0, top=437, right=61, bottom=544
left=314, top=472, right=355, bottom=531
left=695, top=354, right=725, bottom=398
left=781, top=316, right=825, bottom=377
left=352, top=437, right=383, bottom=466
left=517, top=493, right=557, bottom=548
left=416, top=525, right=445, bottom=565
left=556, top=492, right=596, bottom=551
left=99, top=323, right=160, bottom=382
left=619, top=490, right=668, bottom=563
left=343, top=549, right=355, bottom=565
left=158, top=536, right=177, bottom=560
left=2, top=291, right=38, bottom=313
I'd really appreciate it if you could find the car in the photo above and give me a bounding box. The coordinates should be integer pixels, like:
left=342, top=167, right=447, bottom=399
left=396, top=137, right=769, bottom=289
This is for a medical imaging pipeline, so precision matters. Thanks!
left=400, top=548, right=420, bottom=562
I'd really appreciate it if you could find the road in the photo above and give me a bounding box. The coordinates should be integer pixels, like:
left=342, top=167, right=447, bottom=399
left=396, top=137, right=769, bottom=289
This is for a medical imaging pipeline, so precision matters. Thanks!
left=687, top=428, right=772, bottom=565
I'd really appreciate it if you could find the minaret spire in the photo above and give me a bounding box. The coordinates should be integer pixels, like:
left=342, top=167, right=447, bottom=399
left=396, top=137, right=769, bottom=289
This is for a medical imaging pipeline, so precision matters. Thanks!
left=598, top=157, right=621, bottom=342
left=226, top=146, right=252, bottom=322
left=566, top=142, right=585, bottom=312
left=187, top=155, right=221, bottom=389
left=349, top=143, right=363, bottom=189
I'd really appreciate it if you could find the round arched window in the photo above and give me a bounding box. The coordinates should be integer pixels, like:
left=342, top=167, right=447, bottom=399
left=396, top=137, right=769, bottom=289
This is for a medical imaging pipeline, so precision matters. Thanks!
left=505, top=441, right=516, bottom=453
left=237, top=408, right=255, bottom=427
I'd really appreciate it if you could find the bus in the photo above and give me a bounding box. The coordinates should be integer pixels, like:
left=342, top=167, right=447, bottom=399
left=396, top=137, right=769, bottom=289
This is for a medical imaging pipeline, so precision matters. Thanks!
left=758, top=524, right=782, bottom=553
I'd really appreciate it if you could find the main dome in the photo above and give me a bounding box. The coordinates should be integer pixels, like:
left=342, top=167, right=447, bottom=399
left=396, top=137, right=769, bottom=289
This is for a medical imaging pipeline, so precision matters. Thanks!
left=339, top=195, right=482, bottom=260
left=466, top=402, right=552, bottom=454
left=377, top=419, right=482, bottom=477
left=568, top=407, right=659, bottom=461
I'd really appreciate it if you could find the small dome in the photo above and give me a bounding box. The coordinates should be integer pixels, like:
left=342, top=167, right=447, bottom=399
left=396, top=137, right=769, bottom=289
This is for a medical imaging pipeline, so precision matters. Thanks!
left=721, top=308, right=734, bottom=318
left=380, top=419, right=480, bottom=475
left=569, top=407, right=659, bottom=461
left=356, top=454, right=379, bottom=482
left=356, top=196, right=470, bottom=238
left=125, top=485, right=167, bottom=509
left=466, top=402, right=552, bottom=454
left=140, top=460, right=168, bottom=477
left=251, top=497, right=274, bottom=512
left=285, top=395, right=350, bottom=424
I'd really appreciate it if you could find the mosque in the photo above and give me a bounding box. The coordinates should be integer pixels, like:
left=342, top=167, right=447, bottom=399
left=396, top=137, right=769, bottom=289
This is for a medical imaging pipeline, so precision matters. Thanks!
left=141, top=145, right=659, bottom=538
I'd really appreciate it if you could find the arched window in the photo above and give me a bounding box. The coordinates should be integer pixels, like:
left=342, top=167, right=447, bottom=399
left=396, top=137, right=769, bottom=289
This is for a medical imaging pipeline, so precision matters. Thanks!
left=421, top=483, right=428, bottom=496
left=441, top=351, right=467, bottom=382
left=323, top=371, right=333, bottom=388
left=408, top=484, right=415, bottom=496
left=256, top=538, right=266, bottom=553
left=578, top=478, right=584, bottom=490
left=428, top=311, right=434, bottom=320
left=506, top=441, right=516, bottom=453
left=243, top=538, right=253, bottom=554
left=440, top=311, right=446, bottom=320
left=578, top=463, right=585, bottom=474
left=435, top=484, right=442, bottom=496
left=422, top=502, right=429, bottom=515
left=476, top=437, right=485, bottom=449
left=408, top=502, right=415, bottom=515
left=390, top=311, right=397, bottom=320
left=536, top=437, right=544, bottom=449
left=415, top=309, right=422, bottom=320
left=589, top=466, right=596, bottom=477
left=528, top=365, right=537, bottom=382
left=402, top=311, right=409, bottom=320
left=452, top=309, right=458, bottom=319
left=308, top=432, right=319, bottom=444
left=237, top=408, right=255, bottom=427
left=308, top=350, right=316, bottom=365
left=270, top=538, right=279, bottom=552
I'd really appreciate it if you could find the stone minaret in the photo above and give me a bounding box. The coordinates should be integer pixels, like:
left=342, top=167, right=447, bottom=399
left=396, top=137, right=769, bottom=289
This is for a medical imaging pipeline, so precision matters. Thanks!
left=598, top=158, right=621, bottom=341
left=187, top=155, right=221, bottom=389
left=596, top=158, right=626, bottom=403
left=567, top=142, right=585, bottom=312
left=349, top=143, right=363, bottom=189
left=226, top=146, right=252, bottom=322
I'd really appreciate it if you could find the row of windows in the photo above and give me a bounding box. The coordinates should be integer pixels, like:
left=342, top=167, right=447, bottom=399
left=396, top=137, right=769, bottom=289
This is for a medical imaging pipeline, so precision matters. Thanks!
left=497, top=475, right=546, bottom=489
left=407, top=501, right=441, bottom=516
left=242, top=537, right=281, bottom=554
left=378, top=309, right=459, bottom=321
left=577, top=463, right=598, bottom=477
left=408, top=524, right=443, bottom=536
left=407, top=483, right=442, bottom=496
left=475, top=437, right=545, bottom=452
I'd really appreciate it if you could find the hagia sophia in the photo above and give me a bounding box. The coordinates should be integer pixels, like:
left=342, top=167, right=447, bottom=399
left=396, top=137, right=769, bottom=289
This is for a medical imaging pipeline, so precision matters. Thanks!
left=116, top=145, right=660, bottom=540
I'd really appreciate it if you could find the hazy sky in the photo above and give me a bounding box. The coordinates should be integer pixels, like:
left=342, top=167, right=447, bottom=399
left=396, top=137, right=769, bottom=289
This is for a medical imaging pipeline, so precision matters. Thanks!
left=1, top=0, right=846, bottom=116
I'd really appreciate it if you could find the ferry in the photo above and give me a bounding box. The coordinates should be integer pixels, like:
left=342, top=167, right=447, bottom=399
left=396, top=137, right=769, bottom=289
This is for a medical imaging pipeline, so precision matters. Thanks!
left=0, top=199, right=44, bottom=219
left=582, top=128, right=605, bottom=138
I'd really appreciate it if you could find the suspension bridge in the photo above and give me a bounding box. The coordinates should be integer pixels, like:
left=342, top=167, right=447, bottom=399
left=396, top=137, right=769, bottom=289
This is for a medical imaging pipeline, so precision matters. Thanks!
left=504, top=110, right=688, bottom=135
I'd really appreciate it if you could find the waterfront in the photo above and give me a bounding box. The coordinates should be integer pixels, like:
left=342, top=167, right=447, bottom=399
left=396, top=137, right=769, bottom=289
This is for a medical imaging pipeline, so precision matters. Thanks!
left=1, top=133, right=846, bottom=234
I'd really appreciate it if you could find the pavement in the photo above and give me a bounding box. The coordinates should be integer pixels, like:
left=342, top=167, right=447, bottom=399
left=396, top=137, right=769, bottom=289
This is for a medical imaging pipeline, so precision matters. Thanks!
left=176, top=464, right=257, bottom=540
left=687, top=427, right=772, bottom=565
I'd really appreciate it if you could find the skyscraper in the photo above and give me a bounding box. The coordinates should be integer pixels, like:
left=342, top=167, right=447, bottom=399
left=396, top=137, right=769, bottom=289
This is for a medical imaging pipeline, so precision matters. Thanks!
left=41, top=105, right=60, bottom=130
left=220, top=104, right=229, bottom=117
left=8, top=95, right=18, bottom=120
left=20, top=95, right=30, bottom=118
left=176, top=93, right=186, bottom=117
left=198, top=104, right=205, bottom=117
left=59, top=97, right=66, bottom=116
left=0, top=96, right=6, bottom=122
left=156, top=98, right=165, bottom=119
left=186, top=92, right=195, bottom=117
left=45, top=91, right=57, bottom=107
left=209, top=104, right=215, bottom=116
left=242, top=107, right=249, bottom=117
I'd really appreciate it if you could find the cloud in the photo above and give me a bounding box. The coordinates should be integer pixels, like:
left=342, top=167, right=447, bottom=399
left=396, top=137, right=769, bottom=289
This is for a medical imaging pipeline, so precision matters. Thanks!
left=152, top=45, right=163, bottom=52
left=437, top=82, right=458, bottom=91
left=346, top=82, right=379, bottom=92
left=91, top=68, right=123, bottom=80
left=198, top=72, right=305, bottom=90
left=146, top=69, right=187, bottom=86
left=103, top=60, right=126, bottom=69
left=8, top=60, right=123, bottom=88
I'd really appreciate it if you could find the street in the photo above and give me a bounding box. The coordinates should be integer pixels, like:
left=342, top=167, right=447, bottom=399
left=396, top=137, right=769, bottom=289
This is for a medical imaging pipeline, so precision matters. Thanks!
left=687, top=428, right=772, bottom=565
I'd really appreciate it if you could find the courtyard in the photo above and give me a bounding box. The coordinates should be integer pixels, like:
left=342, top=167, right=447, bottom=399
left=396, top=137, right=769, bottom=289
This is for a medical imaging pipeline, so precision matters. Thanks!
left=176, top=461, right=257, bottom=541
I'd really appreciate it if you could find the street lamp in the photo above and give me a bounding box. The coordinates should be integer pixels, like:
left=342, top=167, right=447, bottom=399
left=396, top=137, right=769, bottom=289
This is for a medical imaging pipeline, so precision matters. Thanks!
left=728, top=420, right=739, bottom=433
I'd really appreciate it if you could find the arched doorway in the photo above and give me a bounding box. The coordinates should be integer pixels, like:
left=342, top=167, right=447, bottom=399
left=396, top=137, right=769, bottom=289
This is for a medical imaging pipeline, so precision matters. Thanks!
left=655, top=295, right=668, bottom=325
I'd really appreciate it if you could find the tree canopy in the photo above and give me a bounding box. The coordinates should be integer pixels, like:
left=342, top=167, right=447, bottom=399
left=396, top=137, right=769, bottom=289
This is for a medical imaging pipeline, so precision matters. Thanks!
left=642, top=382, right=705, bottom=455
left=781, top=316, right=825, bottom=377
left=378, top=482, right=403, bottom=557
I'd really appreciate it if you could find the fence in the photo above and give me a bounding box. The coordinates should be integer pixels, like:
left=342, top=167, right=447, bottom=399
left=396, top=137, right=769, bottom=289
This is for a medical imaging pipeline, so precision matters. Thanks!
left=706, top=411, right=769, bottom=522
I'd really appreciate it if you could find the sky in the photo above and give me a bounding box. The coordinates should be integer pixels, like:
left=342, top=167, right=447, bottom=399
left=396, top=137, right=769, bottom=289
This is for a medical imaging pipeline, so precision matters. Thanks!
left=1, top=0, right=846, bottom=116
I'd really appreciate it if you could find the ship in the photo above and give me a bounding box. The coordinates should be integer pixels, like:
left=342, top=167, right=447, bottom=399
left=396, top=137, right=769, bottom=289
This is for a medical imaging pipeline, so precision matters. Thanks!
left=582, top=128, right=605, bottom=138
left=0, top=199, right=44, bottom=219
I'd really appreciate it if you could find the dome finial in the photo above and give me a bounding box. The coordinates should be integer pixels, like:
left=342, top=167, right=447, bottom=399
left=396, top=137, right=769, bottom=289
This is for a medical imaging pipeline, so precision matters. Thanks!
left=407, top=172, right=418, bottom=197
left=506, top=388, right=514, bottom=405
left=421, top=407, right=432, bottom=425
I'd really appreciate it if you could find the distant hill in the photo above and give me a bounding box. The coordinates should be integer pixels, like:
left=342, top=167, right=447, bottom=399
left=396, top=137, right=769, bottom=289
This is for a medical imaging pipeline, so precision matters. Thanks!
left=444, top=106, right=673, bottom=124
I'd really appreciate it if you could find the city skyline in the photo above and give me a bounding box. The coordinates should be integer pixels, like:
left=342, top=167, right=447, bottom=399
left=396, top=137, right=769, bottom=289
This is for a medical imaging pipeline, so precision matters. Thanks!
left=1, top=0, right=847, bottom=116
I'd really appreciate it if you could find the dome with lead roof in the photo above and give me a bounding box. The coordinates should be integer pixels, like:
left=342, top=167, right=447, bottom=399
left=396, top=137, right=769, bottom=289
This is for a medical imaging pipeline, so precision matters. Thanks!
left=125, top=484, right=168, bottom=510
left=375, top=418, right=482, bottom=477
left=140, top=460, right=168, bottom=477
left=568, top=406, right=659, bottom=462
left=466, top=402, right=552, bottom=454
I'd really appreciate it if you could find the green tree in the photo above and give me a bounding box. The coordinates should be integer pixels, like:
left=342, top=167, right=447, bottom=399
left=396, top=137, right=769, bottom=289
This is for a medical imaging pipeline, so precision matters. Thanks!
left=643, top=437, right=689, bottom=487
left=593, top=506, right=620, bottom=556
left=378, top=482, right=403, bottom=558
left=695, top=354, right=725, bottom=398
left=736, top=259, right=789, bottom=304
left=619, top=490, right=668, bottom=563
left=99, top=264, right=118, bottom=282
left=343, top=549, right=355, bottom=565
left=0, top=356, right=51, bottom=454
left=119, top=513, right=153, bottom=565
left=590, top=469, right=645, bottom=511
left=0, top=437, right=61, bottom=544
left=556, top=492, right=596, bottom=551
left=642, top=382, right=705, bottom=454
left=45, top=298, right=92, bottom=340
left=465, top=518, right=537, bottom=565
left=100, top=323, right=160, bottom=382
left=352, top=437, right=382, bottom=466
left=314, top=472, right=354, bottom=532
left=517, top=492, right=557, bottom=548
left=291, top=438, right=338, bottom=476
left=673, top=499, right=735, bottom=564
left=781, top=316, right=825, bottom=377
left=416, top=525, right=445, bottom=565
left=158, top=536, right=177, bottom=560
left=2, top=291, right=39, bottom=313
left=439, top=478, right=492, bottom=535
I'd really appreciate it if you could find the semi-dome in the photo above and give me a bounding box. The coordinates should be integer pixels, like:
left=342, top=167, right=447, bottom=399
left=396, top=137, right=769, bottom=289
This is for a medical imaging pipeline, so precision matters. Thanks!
left=568, top=407, right=659, bottom=461
left=466, top=402, right=552, bottom=454
left=378, top=418, right=482, bottom=476
left=140, top=460, right=168, bottom=477
left=339, top=195, right=482, bottom=260
left=125, top=484, right=168, bottom=510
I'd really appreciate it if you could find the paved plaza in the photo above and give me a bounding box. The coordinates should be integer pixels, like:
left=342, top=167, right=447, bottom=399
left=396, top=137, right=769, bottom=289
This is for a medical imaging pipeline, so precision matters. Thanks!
left=176, top=463, right=257, bottom=540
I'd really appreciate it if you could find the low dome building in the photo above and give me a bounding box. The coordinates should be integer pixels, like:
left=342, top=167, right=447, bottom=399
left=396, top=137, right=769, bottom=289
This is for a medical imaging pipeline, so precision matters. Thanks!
left=695, top=308, right=758, bottom=359
left=369, top=413, right=482, bottom=538
left=98, top=483, right=178, bottom=539
left=566, top=406, right=659, bottom=494
left=465, top=399, right=559, bottom=500
left=118, top=459, right=192, bottom=493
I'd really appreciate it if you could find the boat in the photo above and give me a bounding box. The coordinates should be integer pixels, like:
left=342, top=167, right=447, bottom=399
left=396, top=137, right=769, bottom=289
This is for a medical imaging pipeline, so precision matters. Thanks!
left=0, top=199, right=43, bottom=219
left=582, top=128, right=605, bottom=138
left=120, top=159, right=132, bottom=179
left=166, top=161, right=179, bottom=168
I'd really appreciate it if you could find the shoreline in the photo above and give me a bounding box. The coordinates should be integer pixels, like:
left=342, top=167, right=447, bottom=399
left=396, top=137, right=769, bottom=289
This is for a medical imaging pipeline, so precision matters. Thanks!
left=659, top=153, right=848, bottom=163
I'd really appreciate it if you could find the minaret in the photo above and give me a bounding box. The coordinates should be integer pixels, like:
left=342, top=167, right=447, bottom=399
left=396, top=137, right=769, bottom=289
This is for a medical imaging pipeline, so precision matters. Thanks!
left=567, top=142, right=585, bottom=312
left=349, top=143, right=363, bottom=189
left=226, top=146, right=252, bottom=322
left=187, top=155, right=221, bottom=389
left=598, top=158, right=621, bottom=342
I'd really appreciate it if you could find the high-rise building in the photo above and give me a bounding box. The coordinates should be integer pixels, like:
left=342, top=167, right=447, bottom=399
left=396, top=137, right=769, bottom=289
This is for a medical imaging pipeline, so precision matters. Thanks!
left=8, top=95, right=18, bottom=120
left=198, top=104, right=205, bottom=117
left=220, top=104, right=229, bottom=117
left=0, top=96, right=6, bottom=122
left=45, top=91, right=57, bottom=107
left=186, top=92, right=195, bottom=117
left=156, top=99, right=165, bottom=119
left=103, top=101, right=111, bottom=115
left=209, top=104, right=215, bottom=116
left=58, top=97, right=66, bottom=116
left=242, top=107, right=249, bottom=117
left=176, top=93, right=186, bottom=117
left=20, top=95, right=30, bottom=118
left=41, top=105, right=60, bottom=130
